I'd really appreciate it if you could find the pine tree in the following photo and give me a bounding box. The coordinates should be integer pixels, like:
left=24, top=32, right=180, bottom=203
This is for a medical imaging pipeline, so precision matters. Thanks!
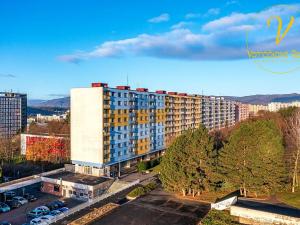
left=159, top=126, right=215, bottom=196
left=220, top=119, right=287, bottom=197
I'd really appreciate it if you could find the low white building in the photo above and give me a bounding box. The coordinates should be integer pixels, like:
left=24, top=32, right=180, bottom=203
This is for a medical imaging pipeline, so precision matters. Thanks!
left=268, top=101, right=300, bottom=112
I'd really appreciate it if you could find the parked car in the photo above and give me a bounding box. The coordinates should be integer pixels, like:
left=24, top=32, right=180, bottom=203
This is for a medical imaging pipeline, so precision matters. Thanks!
left=0, top=203, right=10, bottom=213
left=39, top=215, right=55, bottom=224
left=12, top=196, right=28, bottom=205
left=23, top=194, right=37, bottom=202
left=46, top=200, right=66, bottom=211
left=58, top=207, right=69, bottom=213
left=29, top=218, right=47, bottom=225
left=53, top=200, right=66, bottom=208
left=46, top=202, right=59, bottom=211
left=6, top=199, right=21, bottom=209
left=49, top=210, right=63, bottom=216
left=27, top=206, right=50, bottom=218
left=0, top=221, right=11, bottom=225
left=3, top=191, right=15, bottom=200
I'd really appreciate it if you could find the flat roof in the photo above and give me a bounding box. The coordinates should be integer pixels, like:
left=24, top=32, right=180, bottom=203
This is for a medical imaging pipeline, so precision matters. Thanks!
left=44, top=171, right=111, bottom=186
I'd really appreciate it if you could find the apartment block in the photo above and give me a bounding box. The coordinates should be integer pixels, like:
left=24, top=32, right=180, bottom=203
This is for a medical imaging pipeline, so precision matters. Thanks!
left=268, top=101, right=300, bottom=112
left=201, top=96, right=235, bottom=130
left=71, top=83, right=167, bottom=177
left=165, top=93, right=201, bottom=146
left=71, top=83, right=236, bottom=177
left=235, top=103, right=250, bottom=122
left=0, top=92, right=27, bottom=138
left=248, top=104, right=268, bottom=116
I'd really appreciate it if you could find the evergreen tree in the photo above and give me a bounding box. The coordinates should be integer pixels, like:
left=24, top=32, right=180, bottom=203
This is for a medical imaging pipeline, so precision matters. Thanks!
left=159, top=126, right=215, bottom=196
left=220, top=119, right=287, bottom=197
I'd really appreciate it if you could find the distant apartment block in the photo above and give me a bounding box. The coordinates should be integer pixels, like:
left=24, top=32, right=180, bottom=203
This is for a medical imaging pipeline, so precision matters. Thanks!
left=268, top=101, right=300, bottom=112
left=201, top=96, right=235, bottom=130
left=249, top=104, right=268, bottom=116
left=21, top=133, right=70, bottom=163
left=36, top=111, right=69, bottom=123
left=71, top=83, right=236, bottom=177
left=235, top=103, right=250, bottom=122
left=0, top=92, right=27, bottom=138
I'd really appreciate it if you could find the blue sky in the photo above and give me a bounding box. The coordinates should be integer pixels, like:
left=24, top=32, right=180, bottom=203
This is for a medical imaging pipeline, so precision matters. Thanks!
left=1, top=0, right=300, bottom=99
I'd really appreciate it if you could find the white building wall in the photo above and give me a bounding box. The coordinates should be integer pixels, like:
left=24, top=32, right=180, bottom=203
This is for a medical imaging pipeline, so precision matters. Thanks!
left=71, top=87, right=104, bottom=167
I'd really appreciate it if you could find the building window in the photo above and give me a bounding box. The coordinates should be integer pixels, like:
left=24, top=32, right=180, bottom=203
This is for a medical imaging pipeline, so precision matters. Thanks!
left=54, top=185, right=60, bottom=192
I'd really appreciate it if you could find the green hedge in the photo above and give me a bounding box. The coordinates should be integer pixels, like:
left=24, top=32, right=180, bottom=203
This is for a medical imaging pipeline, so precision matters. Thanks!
left=127, top=187, right=146, bottom=198
left=137, top=158, right=161, bottom=172
left=127, top=182, right=157, bottom=198
left=202, top=210, right=240, bottom=225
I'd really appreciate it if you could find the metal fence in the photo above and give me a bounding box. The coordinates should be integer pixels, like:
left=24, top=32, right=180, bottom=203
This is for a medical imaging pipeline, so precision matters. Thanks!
left=51, top=179, right=140, bottom=224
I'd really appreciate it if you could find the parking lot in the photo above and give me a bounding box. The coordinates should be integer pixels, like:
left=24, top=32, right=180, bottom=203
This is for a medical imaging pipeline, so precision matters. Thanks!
left=0, top=189, right=82, bottom=225
left=90, top=187, right=210, bottom=225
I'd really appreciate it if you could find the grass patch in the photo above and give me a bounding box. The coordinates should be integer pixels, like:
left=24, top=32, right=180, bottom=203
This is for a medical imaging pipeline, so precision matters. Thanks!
left=127, top=187, right=146, bottom=198
left=201, top=210, right=240, bottom=225
left=276, top=190, right=300, bottom=209
left=127, top=182, right=157, bottom=199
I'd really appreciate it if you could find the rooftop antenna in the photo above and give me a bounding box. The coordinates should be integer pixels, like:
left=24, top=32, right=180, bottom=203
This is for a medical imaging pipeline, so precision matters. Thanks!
left=126, top=74, right=129, bottom=86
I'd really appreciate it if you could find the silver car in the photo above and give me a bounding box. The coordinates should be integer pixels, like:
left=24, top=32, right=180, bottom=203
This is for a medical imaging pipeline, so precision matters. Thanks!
left=12, top=196, right=28, bottom=205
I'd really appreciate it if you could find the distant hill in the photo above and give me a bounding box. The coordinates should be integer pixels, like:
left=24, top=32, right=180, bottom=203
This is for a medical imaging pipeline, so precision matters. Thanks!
left=28, top=97, right=70, bottom=108
left=27, top=93, right=300, bottom=111
left=27, top=106, right=68, bottom=116
left=225, top=93, right=300, bottom=105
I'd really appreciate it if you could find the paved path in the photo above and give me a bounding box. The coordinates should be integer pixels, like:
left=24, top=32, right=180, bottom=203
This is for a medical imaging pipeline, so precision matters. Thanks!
left=236, top=198, right=300, bottom=218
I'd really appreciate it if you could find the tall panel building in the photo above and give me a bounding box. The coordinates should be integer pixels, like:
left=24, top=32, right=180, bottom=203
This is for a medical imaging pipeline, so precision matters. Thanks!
left=71, top=83, right=166, bottom=176
left=0, top=92, right=27, bottom=138
left=201, top=96, right=235, bottom=130
left=71, top=83, right=235, bottom=177
left=165, top=93, right=201, bottom=146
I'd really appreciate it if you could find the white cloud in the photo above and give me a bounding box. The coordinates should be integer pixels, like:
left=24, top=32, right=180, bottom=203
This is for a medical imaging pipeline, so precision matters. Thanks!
left=185, top=13, right=202, bottom=19
left=203, top=4, right=300, bottom=31
left=59, top=4, right=300, bottom=63
left=171, top=22, right=192, bottom=30
left=148, top=13, right=170, bottom=23
left=185, top=8, right=220, bottom=20
left=204, top=8, right=220, bottom=17
left=226, top=0, right=238, bottom=6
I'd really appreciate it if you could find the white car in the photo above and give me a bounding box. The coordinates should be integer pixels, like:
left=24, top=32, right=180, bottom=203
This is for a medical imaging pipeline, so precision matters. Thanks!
left=12, top=196, right=28, bottom=205
left=30, top=218, right=48, bottom=225
left=27, top=206, right=50, bottom=218
left=39, top=215, right=55, bottom=224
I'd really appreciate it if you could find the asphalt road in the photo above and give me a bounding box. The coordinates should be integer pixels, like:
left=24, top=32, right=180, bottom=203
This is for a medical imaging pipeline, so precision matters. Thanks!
left=0, top=191, right=81, bottom=225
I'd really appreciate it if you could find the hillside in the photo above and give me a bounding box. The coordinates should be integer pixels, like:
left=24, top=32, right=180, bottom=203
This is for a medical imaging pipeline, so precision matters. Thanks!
left=225, top=93, right=300, bottom=105
left=28, top=97, right=70, bottom=108
left=27, top=93, right=300, bottom=110
left=27, top=106, right=68, bottom=116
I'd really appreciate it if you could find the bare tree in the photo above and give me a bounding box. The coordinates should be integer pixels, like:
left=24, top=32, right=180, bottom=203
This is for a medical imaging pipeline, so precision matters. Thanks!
left=283, top=109, right=300, bottom=192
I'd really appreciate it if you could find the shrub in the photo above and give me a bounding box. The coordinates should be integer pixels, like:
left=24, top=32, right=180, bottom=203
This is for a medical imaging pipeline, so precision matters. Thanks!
left=127, top=187, right=146, bottom=198
left=137, top=161, right=148, bottom=172
left=202, top=210, right=240, bottom=225
left=144, top=182, right=157, bottom=192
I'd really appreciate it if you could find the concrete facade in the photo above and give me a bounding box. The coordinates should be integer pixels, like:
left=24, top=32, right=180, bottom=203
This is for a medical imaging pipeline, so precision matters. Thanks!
left=0, top=92, right=27, bottom=138
left=71, top=83, right=237, bottom=177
